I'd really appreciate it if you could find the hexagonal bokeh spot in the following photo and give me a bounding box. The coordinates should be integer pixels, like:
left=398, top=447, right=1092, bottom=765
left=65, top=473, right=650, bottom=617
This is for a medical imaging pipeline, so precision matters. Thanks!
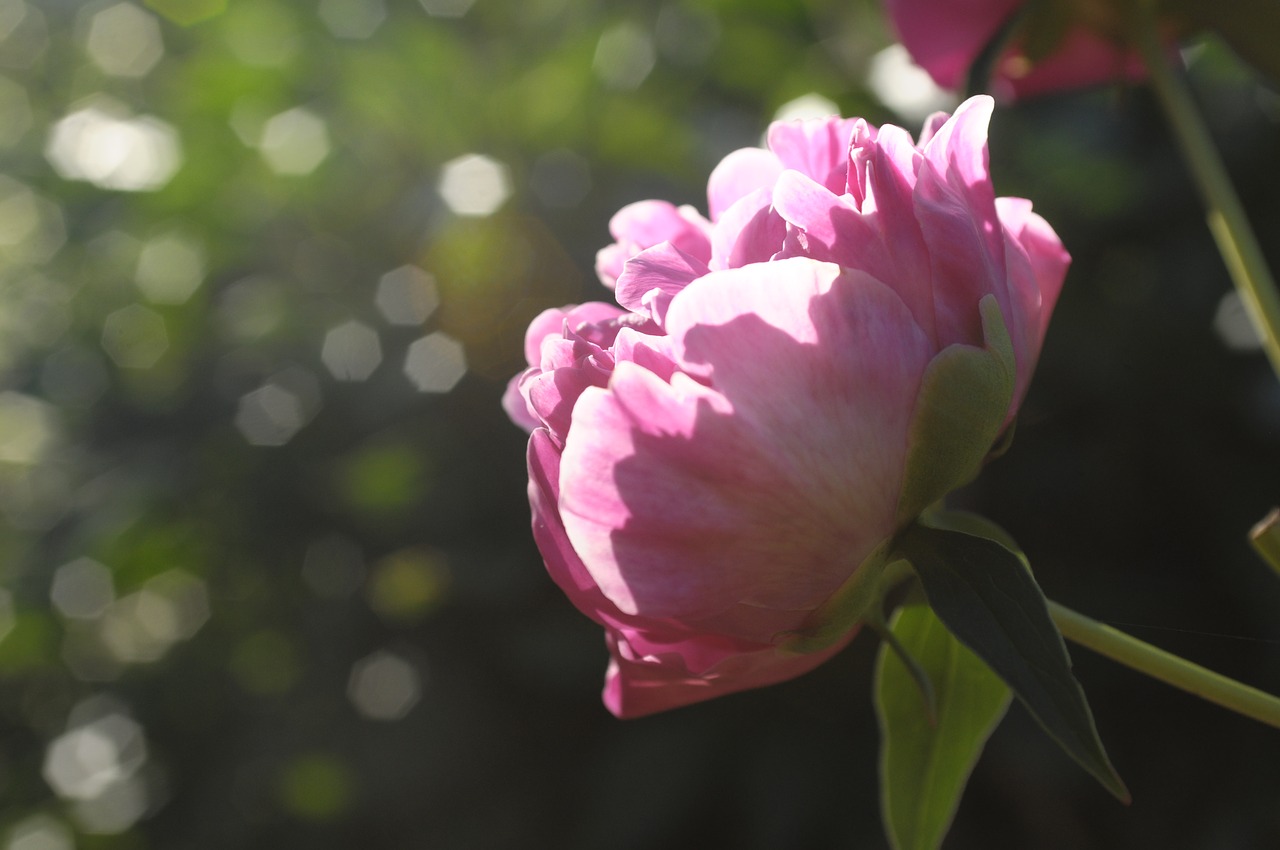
left=100, top=304, right=168, bottom=369
left=866, top=44, right=956, bottom=125
left=135, top=230, right=205, bottom=304
left=347, top=650, right=422, bottom=721
left=0, top=391, right=59, bottom=464
left=50, top=557, right=115, bottom=620
left=87, top=3, right=164, bottom=78
left=403, top=332, right=466, bottom=393
left=42, top=712, right=146, bottom=801
left=258, top=107, right=330, bottom=176
left=0, top=174, right=67, bottom=263
left=6, top=814, right=74, bottom=850
left=375, top=265, right=439, bottom=326
left=592, top=22, right=655, bottom=91
left=234, top=382, right=307, bottom=446
left=318, top=0, right=385, bottom=39
left=46, top=102, right=182, bottom=192
left=144, top=0, right=225, bottom=26
left=437, top=153, right=510, bottom=217
left=418, top=0, right=474, bottom=17
left=0, top=588, right=14, bottom=644
left=321, top=320, right=381, bottom=381
left=0, top=74, right=33, bottom=149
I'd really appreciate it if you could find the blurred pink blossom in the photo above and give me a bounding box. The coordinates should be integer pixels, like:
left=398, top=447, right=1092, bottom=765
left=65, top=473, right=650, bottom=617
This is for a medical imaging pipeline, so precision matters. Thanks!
left=505, top=95, right=1067, bottom=717
left=883, top=0, right=1149, bottom=98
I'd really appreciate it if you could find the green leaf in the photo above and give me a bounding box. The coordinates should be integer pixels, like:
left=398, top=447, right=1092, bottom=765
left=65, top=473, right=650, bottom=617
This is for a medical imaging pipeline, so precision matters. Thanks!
left=895, top=295, right=1014, bottom=526
left=895, top=524, right=1130, bottom=802
left=1249, top=508, right=1280, bottom=578
left=1167, top=0, right=1280, bottom=83
left=876, top=603, right=1011, bottom=850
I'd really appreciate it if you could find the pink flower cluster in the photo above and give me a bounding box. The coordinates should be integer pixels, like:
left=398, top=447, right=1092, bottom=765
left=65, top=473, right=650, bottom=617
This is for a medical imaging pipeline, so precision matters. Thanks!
left=505, top=96, right=1067, bottom=718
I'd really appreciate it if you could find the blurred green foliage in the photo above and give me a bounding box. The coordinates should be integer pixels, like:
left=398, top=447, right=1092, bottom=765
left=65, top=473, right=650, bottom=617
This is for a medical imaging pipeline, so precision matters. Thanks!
left=0, top=0, right=1276, bottom=848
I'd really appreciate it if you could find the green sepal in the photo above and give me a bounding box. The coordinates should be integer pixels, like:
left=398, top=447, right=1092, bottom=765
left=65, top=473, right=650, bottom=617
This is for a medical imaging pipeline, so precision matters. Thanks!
left=894, top=522, right=1131, bottom=803
left=895, top=296, right=1015, bottom=528
left=876, top=601, right=1012, bottom=850
left=776, top=541, right=910, bottom=654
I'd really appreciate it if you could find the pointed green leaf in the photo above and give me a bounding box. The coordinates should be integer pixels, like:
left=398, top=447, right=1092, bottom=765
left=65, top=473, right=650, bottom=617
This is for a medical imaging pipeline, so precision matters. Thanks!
left=1168, top=0, right=1280, bottom=83
left=895, top=524, right=1130, bottom=802
left=1249, top=508, right=1280, bottom=577
left=876, top=603, right=1011, bottom=850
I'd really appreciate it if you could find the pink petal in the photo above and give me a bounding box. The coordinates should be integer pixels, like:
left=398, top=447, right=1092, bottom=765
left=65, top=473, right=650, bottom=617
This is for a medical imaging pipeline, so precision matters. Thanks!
left=773, top=170, right=936, bottom=344
left=707, top=147, right=784, bottom=221
left=708, top=187, right=787, bottom=271
left=502, top=369, right=540, bottom=432
left=766, top=116, right=863, bottom=193
left=596, top=201, right=712, bottom=287
left=602, top=625, right=856, bottom=718
left=883, top=0, right=1021, bottom=90
left=559, top=259, right=933, bottom=637
left=615, top=242, right=711, bottom=324
left=997, top=196, right=1068, bottom=341
left=996, top=196, right=1069, bottom=401
left=913, top=97, right=1012, bottom=354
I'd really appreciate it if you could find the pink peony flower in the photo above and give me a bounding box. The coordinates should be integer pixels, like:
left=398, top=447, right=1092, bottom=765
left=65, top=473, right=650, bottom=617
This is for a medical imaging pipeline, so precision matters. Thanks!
left=505, top=96, right=1067, bottom=717
left=883, top=0, right=1150, bottom=98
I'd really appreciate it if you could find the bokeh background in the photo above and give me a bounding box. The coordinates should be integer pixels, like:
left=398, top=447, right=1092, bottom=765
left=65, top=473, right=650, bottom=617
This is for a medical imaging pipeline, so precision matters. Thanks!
left=0, top=0, right=1277, bottom=847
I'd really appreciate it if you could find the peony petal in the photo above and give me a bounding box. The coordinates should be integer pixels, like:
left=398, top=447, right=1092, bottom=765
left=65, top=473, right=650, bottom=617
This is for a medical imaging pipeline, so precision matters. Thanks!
left=883, top=0, right=1021, bottom=90
left=615, top=242, right=711, bottom=323
left=708, top=187, right=787, bottom=271
left=560, top=259, right=933, bottom=635
left=773, top=170, right=936, bottom=343
left=767, top=116, right=863, bottom=193
left=602, top=625, right=856, bottom=718
left=707, top=147, right=784, bottom=221
left=502, top=369, right=541, bottom=432
left=996, top=196, right=1068, bottom=343
left=913, top=97, right=1013, bottom=356
left=596, top=201, right=713, bottom=287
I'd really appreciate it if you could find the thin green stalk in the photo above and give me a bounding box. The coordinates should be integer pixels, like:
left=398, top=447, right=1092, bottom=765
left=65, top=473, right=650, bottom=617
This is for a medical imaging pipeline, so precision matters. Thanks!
left=1048, top=600, right=1280, bottom=730
left=1132, top=8, right=1280, bottom=378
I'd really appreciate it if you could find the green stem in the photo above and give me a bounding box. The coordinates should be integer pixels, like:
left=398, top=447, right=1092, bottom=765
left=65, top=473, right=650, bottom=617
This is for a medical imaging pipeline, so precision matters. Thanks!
left=1132, top=8, right=1280, bottom=379
left=1048, top=600, right=1280, bottom=730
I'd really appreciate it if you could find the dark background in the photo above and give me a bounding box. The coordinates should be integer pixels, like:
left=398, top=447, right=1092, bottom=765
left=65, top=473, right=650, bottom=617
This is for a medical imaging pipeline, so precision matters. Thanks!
left=0, top=0, right=1277, bottom=847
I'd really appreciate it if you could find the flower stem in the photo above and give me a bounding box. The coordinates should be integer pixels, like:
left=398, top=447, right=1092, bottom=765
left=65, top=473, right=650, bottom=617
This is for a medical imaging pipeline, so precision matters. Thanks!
left=1048, top=600, right=1280, bottom=730
left=1132, top=9, right=1280, bottom=379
